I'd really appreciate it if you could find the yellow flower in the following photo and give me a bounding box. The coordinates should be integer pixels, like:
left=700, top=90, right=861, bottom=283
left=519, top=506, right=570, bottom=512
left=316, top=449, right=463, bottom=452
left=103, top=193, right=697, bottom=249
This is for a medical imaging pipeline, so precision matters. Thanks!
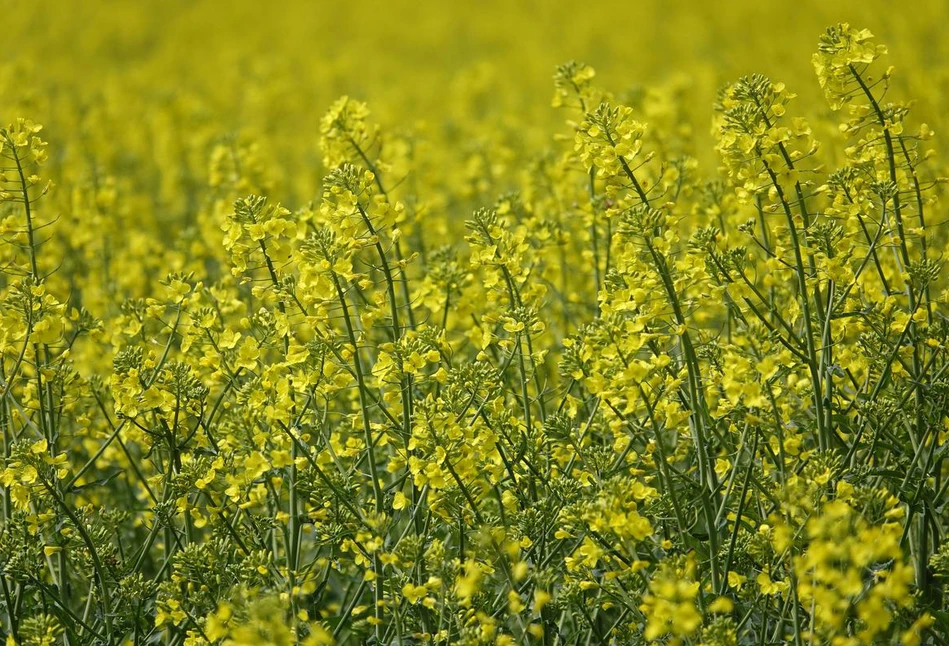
left=401, top=583, right=428, bottom=605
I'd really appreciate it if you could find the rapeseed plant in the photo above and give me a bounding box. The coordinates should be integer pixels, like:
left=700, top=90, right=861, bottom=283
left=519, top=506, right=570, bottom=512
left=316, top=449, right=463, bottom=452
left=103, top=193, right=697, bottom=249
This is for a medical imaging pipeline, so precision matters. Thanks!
left=2, top=3, right=949, bottom=645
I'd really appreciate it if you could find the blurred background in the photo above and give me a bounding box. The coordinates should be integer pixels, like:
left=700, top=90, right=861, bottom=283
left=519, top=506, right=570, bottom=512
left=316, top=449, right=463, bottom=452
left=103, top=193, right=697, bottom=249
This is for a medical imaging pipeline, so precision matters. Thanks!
left=7, top=1, right=948, bottom=175
left=9, top=1, right=947, bottom=126
left=2, top=0, right=946, bottom=282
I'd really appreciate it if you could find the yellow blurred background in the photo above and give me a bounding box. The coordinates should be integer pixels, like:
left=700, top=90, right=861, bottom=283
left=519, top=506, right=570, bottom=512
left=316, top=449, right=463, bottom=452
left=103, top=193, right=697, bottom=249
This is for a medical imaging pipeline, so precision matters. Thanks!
left=3, top=0, right=947, bottom=249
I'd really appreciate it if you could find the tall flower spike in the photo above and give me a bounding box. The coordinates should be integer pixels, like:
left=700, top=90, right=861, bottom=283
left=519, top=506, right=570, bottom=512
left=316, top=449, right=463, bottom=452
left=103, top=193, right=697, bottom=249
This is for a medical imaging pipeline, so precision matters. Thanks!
left=320, top=96, right=377, bottom=170
left=813, top=24, right=888, bottom=111
left=575, top=102, right=646, bottom=180
left=715, top=74, right=819, bottom=204
left=552, top=60, right=597, bottom=109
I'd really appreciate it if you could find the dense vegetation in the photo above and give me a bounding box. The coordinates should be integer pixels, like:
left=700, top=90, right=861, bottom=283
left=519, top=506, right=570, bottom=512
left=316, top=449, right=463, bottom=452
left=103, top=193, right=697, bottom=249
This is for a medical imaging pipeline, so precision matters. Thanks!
left=2, top=2, right=949, bottom=644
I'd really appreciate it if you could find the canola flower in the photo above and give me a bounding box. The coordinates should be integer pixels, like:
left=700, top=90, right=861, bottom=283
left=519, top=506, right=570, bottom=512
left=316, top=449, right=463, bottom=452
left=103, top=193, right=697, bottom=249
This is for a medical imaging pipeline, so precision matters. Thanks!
left=1, top=3, right=949, bottom=645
